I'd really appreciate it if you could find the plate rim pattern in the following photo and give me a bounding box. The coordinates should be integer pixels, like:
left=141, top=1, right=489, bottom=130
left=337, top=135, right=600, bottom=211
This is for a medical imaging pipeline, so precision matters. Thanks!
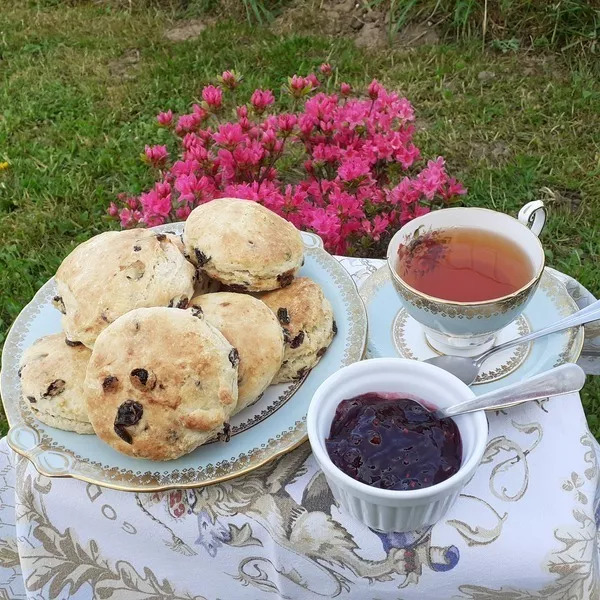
left=1, top=229, right=368, bottom=492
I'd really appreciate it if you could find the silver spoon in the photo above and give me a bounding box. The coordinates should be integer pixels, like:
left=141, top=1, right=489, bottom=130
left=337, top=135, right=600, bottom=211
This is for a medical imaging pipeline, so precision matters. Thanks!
left=434, top=363, right=585, bottom=419
left=426, top=298, right=600, bottom=385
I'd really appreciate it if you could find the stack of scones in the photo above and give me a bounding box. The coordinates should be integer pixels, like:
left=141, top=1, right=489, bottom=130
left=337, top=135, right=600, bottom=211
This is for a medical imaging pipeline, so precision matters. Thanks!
left=19, top=198, right=336, bottom=460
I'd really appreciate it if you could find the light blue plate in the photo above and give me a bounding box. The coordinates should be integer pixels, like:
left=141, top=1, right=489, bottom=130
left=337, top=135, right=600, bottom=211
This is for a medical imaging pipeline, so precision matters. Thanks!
left=360, top=266, right=584, bottom=395
left=1, top=228, right=367, bottom=491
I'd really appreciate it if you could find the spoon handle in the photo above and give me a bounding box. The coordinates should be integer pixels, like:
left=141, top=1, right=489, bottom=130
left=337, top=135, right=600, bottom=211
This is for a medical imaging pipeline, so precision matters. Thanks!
left=476, top=298, right=600, bottom=366
left=436, top=363, right=586, bottom=419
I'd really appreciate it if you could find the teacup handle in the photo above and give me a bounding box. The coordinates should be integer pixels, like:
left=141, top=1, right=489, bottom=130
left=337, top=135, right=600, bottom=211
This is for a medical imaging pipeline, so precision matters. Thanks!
left=518, top=200, right=546, bottom=237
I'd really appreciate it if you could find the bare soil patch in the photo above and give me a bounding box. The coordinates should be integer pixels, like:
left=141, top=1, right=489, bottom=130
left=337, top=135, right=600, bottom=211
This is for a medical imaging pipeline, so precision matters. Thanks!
left=164, top=19, right=209, bottom=42
left=273, top=0, right=439, bottom=50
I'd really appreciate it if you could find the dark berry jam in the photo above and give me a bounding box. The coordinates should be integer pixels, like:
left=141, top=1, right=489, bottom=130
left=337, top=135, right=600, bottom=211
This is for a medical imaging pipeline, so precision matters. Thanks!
left=325, top=393, right=462, bottom=491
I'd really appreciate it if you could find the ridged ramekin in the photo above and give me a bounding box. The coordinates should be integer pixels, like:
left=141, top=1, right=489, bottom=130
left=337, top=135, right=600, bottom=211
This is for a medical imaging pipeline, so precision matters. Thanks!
left=307, top=358, right=488, bottom=532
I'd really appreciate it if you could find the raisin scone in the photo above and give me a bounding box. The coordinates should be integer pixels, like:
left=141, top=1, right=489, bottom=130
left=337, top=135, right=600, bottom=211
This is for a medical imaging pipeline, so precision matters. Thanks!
left=54, top=230, right=195, bottom=348
left=85, top=307, right=238, bottom=460
left=260, top=277, right=336, bottom=383
left=194, top=271, right=222, bottom=296
left=19, top=334, right=94, bottom=433
left=189, top=292, right=284, bottom=413
left=183, top=198, right=304, bottom=292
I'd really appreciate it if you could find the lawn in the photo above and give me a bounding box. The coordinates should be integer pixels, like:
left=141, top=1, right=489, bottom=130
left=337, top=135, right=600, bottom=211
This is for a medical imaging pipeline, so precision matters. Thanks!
left=1, top=1, right=599, bottom=438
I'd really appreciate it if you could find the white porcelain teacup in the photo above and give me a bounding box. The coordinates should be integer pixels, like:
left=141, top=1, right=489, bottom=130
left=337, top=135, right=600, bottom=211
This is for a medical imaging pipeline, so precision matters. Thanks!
left=386, top=201, right=546, bottom=357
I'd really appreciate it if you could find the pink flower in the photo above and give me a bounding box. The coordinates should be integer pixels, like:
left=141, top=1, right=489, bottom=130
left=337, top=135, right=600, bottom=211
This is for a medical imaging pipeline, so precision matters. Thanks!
left=261, top=128, right=277, bottom=151
left=320, top=63, right=332, bottom=76
left=338, top=158, right=370, bottom=182
left=157, top=110, right=173, bottom=126
left=140, top=186, right=172, bottom=217
left=250, top=89, right=275, bottom=114
left=176, top=113, right=203, bottom=136
left=202, top=85, right=223, bottom=110
left=119, top=208, right=134, bottom=228
left=192, top=104, right=209, bottom=120
left=329, top=188, right=366, bottom=221
left=414, top=204, right=430, bottom=218
left=213, top=123, right=245, bottom=148
left=298, top=114, right=315, bottom=136
left=171, top=159, right=199, bottom=177
left=175, top=174, right=215, bottom=204
left=233, top=141, right=264, bottom=168
left=176, top=205, right=192, bottom=219
left=371, top=214, right=390, bottom=240
left=115, top=74, right=465, bottom=254
left=394, top=143, right=420, bottom=169
left=443, top=177, right=467, bottom=199
left=389, top=177, right=420, bottom=206
left=219, top=70, right=240, bottom=90
left=312, top=143, right=340, bottom=163
left=306, top=73, right=320, bottom=89
left=309, top=207, right=341, bottom=241
left=155, top=181, right=171, bottom=198
left=367, top=79, right=382, bottom=100
left=277, top=113, right=297, bottom=133
left=144, top=145, right=169, bottom=167
left=288, top=75, right=310, bottom=98
left=143, top=215, right=166, bottom=227
left=416, top=157, right=448, bottom=199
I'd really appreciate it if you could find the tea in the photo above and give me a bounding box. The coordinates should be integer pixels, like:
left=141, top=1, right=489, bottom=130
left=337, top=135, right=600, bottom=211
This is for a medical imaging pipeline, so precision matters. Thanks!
left=397, top=227, right=534, bottom=302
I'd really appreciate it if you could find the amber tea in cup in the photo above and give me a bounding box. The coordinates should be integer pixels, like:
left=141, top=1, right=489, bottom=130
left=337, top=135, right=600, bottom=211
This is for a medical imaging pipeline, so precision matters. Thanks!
left=396, top=227, right=534, bottom=303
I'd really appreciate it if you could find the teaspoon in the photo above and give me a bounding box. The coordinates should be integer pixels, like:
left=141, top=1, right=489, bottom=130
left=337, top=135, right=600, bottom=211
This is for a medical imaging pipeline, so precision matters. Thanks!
left=426, top=299, right=600, bottom=385
left=433, top=363, right=585, bottom=419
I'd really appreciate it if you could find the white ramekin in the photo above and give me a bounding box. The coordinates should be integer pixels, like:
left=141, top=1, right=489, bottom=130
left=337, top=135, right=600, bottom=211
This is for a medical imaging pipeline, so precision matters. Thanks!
left=307, top=358, right=488, bottom=532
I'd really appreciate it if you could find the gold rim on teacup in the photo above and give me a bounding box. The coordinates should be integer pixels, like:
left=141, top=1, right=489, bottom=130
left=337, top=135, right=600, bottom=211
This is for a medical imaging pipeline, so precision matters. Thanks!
left=386, top=206, right=545, bottom=307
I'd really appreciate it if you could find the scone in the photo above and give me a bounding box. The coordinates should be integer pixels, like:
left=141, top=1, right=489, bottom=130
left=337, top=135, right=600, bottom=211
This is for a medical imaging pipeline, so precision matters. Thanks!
left=54, top=229, right=196, bottom=347
left=85, top=307, right=238, bottom=460
left=19, top=334, right=94, bottom=433
left=260, top=277, right=336, bottom=383
left=189, top=292, right=284, bottom=412
left=183, top=198, right=304, bottom=292
left=194, top=271, right=222, bottom=296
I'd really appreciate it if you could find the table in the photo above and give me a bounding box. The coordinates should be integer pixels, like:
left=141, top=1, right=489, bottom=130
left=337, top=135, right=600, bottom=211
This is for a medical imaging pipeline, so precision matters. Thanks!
left=1, top=258, right=599, bottom=600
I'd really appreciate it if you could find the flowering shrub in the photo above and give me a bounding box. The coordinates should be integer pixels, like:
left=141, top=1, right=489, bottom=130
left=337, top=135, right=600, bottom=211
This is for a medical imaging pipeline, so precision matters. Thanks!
left=110, top=67, right=466, bottom=255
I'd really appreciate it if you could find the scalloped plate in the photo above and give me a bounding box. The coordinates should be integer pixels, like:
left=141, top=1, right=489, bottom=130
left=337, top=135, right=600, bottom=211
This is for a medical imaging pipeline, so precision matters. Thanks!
left=1, top=228, right=367, bottom=492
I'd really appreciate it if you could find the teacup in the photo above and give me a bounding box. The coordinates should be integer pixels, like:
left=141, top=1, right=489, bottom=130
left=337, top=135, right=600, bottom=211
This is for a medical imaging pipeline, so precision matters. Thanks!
left=386, top=201, right=546, bottom=357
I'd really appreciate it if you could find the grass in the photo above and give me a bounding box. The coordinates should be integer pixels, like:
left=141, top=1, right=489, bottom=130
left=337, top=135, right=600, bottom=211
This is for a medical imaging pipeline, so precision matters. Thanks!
left=1, top=1, right=599, bottom=438
left=380, top=0, right=600, bottom=53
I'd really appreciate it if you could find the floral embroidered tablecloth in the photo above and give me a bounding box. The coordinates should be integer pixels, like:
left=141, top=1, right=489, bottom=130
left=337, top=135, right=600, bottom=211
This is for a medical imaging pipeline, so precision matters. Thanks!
left=1, top=258, right=599, bottom=600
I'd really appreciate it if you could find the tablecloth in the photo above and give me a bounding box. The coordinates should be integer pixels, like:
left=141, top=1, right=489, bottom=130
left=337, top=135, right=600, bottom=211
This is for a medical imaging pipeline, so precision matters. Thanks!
left=1, top=258, right=599, bottom=600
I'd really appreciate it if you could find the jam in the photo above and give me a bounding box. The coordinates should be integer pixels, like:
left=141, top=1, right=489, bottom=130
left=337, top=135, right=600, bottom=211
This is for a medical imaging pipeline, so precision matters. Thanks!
left=325, top=393, right=462, bottom=491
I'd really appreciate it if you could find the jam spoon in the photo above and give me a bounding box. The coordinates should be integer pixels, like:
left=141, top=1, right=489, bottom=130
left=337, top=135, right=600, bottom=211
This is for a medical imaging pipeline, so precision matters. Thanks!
left=434, top=363, right=585, bottom=419
left=426, top=299, right=600, bottom=385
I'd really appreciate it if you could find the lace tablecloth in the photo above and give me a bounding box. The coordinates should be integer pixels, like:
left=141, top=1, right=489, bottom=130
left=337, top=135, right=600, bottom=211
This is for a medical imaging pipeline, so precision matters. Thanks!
left=1, top=258, right=599, bottom=600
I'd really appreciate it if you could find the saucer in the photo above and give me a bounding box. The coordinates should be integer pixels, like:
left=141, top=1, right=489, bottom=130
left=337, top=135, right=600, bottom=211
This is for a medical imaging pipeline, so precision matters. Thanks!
left=360, top=267, right=584, bottom=395
left=393, top=310, right=532, bottom=384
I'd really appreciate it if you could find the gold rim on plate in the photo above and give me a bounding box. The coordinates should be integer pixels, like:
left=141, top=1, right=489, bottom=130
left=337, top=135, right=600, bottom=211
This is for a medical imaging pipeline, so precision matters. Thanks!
left=1, top=228, right=368, bottom=492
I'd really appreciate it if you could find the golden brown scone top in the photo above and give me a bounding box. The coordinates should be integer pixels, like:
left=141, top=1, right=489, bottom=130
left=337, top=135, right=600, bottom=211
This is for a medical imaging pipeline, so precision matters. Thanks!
left=183, top=198, right=304, bottom=291
left=189, top=292, right=284, bottom=412
left=54, top=229, right=195, bottom=347
left=19, top=333, right=93, bottom=431
left=85, top=307, right=238, bottom=460
left=260, top=277, right=336, bottom=383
